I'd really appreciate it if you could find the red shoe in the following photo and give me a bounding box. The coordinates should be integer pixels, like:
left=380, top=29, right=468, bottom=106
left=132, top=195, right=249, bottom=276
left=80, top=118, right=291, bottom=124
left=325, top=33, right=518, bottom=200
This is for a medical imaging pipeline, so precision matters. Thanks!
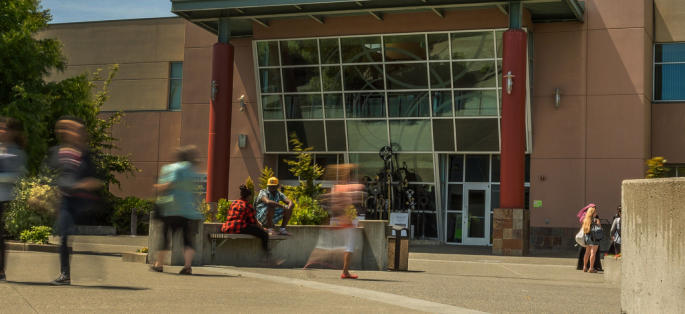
left=341, top=274, right=358, bottom=279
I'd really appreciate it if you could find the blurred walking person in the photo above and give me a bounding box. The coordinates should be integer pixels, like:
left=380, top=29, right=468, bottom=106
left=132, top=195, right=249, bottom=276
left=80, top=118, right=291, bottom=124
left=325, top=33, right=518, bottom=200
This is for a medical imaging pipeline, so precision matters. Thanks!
left=0, top=117, right=27, bottom=281
left=48, top=116, right=102, bottom=285
left=151, top=146, right=204, bottom=275
left=221, top=185, right=283, bottom=266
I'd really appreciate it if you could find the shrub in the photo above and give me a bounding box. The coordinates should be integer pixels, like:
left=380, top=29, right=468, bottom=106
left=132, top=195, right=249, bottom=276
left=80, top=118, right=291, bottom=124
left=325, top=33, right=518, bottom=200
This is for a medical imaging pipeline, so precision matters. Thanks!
left=3, top=171, right=59, bottom=238
left=258, top=166, right=275, bottom=190
left=215, top=199, right=232, bottom=223
left=111, top=196, right=155, bottom=235
left=646, top=157, right=670, bottom=178
left=283, top=133, right=324, bottom=201
left=195, top=199, right=213, bottom=222
left=19, top=226, right=52, bottom=244
left=344, top=204, right=358, bottom=222
left=289, top=196, right=328, bottom=225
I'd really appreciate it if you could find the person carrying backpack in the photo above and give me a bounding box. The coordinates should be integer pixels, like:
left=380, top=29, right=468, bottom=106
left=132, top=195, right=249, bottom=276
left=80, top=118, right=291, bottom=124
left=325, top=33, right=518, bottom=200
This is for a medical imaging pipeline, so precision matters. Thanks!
left=610, top=205, right=621, bottom=255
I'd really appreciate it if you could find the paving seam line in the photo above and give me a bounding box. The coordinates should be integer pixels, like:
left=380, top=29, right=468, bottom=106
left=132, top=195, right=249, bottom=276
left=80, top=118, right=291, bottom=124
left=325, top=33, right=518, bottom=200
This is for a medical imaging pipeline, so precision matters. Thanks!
left=409, top=258, right=575, bottom=268
left=203, top=266, right=488, bottom=314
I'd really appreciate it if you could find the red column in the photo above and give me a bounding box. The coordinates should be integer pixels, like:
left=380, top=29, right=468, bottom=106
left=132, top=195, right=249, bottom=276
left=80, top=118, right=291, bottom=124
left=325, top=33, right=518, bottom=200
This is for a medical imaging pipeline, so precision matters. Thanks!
left=500, top=29, right=527, bottom=209
left=206, top=42, right=234, bottom=202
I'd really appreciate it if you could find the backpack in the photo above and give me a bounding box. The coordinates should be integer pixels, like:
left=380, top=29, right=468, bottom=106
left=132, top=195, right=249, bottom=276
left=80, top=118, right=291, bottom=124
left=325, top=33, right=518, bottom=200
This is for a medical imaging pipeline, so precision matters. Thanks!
left=591, top=221, right=604, bottom=242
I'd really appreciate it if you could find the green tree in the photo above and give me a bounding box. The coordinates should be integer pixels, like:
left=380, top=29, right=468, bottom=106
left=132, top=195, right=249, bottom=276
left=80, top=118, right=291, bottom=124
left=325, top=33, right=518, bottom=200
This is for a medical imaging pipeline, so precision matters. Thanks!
left=284, top=133, right=324, bottom=200
left=0, top=1, right=136, bottom=188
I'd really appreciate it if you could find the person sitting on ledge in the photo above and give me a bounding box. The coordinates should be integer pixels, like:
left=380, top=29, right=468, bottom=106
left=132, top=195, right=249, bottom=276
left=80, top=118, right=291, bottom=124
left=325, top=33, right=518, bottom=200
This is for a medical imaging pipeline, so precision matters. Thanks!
left=254, top=177, right=294, bottom=236
left=222, top=185, right=283, bottom=266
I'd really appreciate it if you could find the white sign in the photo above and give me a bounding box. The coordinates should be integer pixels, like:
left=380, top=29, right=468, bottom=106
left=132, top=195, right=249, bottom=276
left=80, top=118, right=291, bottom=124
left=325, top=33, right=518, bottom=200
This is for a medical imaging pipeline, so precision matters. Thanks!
left=389, top=213, right=410, bottom=237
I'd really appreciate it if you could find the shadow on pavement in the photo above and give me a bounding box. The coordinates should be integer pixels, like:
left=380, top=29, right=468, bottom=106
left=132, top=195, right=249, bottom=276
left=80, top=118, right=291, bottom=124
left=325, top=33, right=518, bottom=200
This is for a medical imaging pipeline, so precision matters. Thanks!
left=7, top=281, right=149, bottom=290
left=410, top=245, right=578, bottom=259
left=72, top=251, right=123, bottom=258
left=158, top=272, right=235, bottom=278
left=355, top=279, right=401, bottom=282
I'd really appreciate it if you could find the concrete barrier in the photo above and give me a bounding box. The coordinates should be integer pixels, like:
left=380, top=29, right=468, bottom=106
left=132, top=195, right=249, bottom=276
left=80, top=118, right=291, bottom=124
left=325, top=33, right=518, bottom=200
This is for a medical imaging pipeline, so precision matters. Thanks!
left=604, top=257, right=621, bottom=285
left=622, top=178, right=685, bottom=313
left=148, top=216, right=388, bottom=270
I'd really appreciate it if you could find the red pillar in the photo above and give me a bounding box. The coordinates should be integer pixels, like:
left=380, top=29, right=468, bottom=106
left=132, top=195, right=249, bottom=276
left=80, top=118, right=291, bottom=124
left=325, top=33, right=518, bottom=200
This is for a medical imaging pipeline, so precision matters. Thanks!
left=206, top=42, right=234, bottom=202
left=500, top=29, right=527, bottom=209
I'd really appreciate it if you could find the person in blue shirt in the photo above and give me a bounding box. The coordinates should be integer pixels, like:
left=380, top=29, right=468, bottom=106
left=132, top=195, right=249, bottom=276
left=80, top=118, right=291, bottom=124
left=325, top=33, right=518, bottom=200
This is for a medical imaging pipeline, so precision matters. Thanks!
left=255, top=177, right=294, bottom=236
left=151, top=146, right=204, bottom=275
left=0, top=117, right=27, bottom=282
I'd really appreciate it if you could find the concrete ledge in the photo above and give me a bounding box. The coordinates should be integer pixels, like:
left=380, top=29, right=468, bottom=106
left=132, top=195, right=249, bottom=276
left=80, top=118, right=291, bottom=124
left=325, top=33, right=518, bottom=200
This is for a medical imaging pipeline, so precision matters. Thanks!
left=76, top=225, right=116, bottom=235
left=123, top=252, right=148, bottom=263
left=409, top=239, right=442, bottom=246
left=5, top=242, right=68, bottom=253
left=604, top=256, right=621, bottom=285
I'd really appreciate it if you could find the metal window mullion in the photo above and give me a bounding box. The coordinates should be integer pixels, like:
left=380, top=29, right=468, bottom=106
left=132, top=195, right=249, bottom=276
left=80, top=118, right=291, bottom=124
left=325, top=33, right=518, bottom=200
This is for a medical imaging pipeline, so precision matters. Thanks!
left=380, top=35, right=391, bottom=149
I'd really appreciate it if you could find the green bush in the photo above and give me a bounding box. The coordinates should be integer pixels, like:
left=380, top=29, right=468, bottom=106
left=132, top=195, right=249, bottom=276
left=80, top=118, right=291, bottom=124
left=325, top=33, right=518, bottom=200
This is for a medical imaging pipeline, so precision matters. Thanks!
left=19, top=226, right=52, bottom=244
left=3, top=171, right=59, bottom=239
left=215, top=199, right=232, bottom=223
left=289, top=196, right=328, bottom=226
left=111, top=196, right=155, bottom=235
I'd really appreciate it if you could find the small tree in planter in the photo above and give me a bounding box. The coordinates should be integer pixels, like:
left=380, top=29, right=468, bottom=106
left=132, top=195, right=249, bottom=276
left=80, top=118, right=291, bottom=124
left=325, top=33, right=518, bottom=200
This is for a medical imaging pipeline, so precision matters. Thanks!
left=646, top=157, right=670, bottom=178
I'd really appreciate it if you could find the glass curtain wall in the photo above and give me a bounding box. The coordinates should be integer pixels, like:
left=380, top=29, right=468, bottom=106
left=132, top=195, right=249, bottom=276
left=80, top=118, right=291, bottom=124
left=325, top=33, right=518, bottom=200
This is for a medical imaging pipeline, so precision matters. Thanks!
left=255, top=30, right=531, bottom=241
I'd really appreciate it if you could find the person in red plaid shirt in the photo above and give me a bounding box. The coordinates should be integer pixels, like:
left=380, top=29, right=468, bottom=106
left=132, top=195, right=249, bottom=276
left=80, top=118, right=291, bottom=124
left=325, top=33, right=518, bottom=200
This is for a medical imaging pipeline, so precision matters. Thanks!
left=222, top=185, right=282, bottom=266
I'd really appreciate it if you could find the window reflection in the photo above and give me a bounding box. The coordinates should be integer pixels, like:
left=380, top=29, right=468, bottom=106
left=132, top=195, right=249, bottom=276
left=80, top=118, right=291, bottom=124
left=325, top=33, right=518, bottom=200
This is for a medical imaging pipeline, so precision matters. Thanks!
left=388, top=92, right=430, bottom=117
left=280, top=39, right=319, bottom=66
left=432, top=91, right=453, bottom=117
left=451, top=31, right=495, bottom=60
left=345, top=92, right=385, bottom=118
left=284, top=94, right=323, bottom=119
left=262, top=95, right=284, bottom=120
left=346, top=120, right=388, bottom=151
left=343, top=64, right=384, bottom=91
left=257, top=41, right=280, bottom=66
left=341, top=36, right=383, bottom=63
left=282, top=67, right=320, bottom=92
left=454, top=90, right=498, bottom=116
left=286, top=121, right=326, bottom=151
left=320, top=38, right=341, bottom=64
left=384, top=34, right=427, bottom=61
left=259, top=68, right=282, bottom=93
left=386, top=63, right=429, bottom=90
left=455, top=119, right=499, bottom=152
left=429, top=62, right=452, bottom=89
left=324, top=94, right=344, bottom=118
left=453, top=61, right=500, bottom=88
left=428, top=33, right=451, bottom=60
left=389, top=120, right=433, bottom=152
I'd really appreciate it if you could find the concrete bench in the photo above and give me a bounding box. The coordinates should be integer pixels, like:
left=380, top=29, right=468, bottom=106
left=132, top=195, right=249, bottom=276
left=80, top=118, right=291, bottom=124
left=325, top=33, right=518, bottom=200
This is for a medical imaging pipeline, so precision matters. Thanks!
left=208, top=233, right=289, bottom=261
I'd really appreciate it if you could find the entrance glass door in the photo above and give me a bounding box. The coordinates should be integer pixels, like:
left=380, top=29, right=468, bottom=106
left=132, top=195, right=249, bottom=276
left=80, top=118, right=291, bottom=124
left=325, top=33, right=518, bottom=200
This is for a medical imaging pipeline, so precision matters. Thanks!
left=463, top=184, right=490, bottom=245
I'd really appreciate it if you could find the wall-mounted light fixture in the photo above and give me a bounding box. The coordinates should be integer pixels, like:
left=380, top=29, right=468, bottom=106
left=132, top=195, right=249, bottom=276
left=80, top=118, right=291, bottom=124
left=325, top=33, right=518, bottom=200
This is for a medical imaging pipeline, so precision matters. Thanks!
left=238, top=134, right=247, bottom=148
left=504, top=71, right=515, bottom=94
left=555, top=88, right=562, bottom=108
left=210, top=81, right=218, bottom=101
left=239, top=95, right=246, bottom=113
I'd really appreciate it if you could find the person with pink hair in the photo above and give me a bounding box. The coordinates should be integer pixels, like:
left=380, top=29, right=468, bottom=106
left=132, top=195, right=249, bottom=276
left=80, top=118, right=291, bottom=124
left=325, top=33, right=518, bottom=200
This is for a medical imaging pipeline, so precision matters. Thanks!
left=576, top=204, right=603, bottom=271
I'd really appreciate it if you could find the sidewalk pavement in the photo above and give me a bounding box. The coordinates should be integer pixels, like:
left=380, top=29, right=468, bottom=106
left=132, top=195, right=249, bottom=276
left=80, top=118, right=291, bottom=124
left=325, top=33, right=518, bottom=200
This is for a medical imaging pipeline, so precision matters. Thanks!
left=0, top=245, right=619, bottom=314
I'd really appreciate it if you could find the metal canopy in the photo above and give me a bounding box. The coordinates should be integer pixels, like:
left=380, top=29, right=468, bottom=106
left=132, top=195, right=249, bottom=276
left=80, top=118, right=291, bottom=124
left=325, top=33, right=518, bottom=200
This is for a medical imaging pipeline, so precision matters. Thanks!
left=171, top=0, right=585, bottom=37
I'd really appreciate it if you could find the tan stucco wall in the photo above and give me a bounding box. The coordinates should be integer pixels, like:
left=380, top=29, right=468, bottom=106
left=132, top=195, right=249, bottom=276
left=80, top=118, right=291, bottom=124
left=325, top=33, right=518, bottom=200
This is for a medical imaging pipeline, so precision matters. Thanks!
left=530, top=0, right=653, bottom=228
left=655, top=0, right=685, bottom=42
left=38, top=18, right=186, bottom=111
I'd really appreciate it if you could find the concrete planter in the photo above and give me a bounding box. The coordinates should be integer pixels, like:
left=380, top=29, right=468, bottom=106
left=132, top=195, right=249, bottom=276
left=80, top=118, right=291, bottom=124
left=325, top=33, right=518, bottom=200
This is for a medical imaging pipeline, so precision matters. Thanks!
left=122, top=252, right=148, bottom=263
left=604, top=256, right=621, bottom=285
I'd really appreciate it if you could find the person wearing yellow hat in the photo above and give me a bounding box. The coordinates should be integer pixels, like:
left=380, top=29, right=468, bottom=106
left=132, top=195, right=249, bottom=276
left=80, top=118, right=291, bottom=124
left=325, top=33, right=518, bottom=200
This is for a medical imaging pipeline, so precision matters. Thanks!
left=255, top=177, right=294, bottom=236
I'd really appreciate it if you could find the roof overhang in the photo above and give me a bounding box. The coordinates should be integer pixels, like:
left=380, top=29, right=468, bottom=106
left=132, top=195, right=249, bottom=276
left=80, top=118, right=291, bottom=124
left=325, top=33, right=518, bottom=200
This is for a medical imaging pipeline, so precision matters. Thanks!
left=171, top=0, right=585, bottom=37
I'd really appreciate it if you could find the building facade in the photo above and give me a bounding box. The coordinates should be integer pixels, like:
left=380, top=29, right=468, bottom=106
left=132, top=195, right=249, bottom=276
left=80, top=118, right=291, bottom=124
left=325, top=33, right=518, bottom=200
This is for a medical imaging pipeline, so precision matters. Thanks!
left=39, top=0, right=685, bottom=248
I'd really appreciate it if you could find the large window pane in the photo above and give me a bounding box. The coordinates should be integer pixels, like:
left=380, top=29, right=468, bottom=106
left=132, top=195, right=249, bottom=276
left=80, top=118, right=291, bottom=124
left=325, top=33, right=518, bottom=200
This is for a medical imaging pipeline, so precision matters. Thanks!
left=262, top=95, right=284, bottom=120
left=655, top=64, right=685, bottom=101
left=257, top=41, right=280, bottom=67
left=384, top=34, right=427, bottom=61
left=278, top=155, right=299, bottom=180
left=453, top=61, right=500, bottom=88
left=432, top=119, right=455, bottom=151
left=320, top=38, right=341, bottom=64
left=286, top=121, right=326, bottom=151
left=326, top=120, right=347, bottom=151
left=395, top=154, right=435, bottom=182
left=428, top=33, right=450, bottom=60
left=455, top=119, right=499, bottom=152
left=349, top=153, right=385, bottom=181
left=432, top=91, right=453, bottom=117
left=280, top=39, right=319, bottom=65
left=284, top=94, right=323, bottom=119
left=282, top=67, right=320, bottom=92
left=343, top=64, right=384, bottom=91
left=465, top=155, right=489, bottom=182
left=451, top=31, right=495, bottom=60
left=386, top=63, right=429, bottom=90
left=491, top=155, right=500, bottom=182
left=446, top=213, right=463, bottom=243
left=655, top=43, right=685, bottom=63
left=388, top=92, right=429, bottom=117
left=324, top=94, right=344, bottom=118
left=322, top=66, right=342, bottom=91
left=347, top=120, right=388, bottom=151
left=168, top=80, right=182, bottom=110
left=259, top=68, right=282, bottom=93
left=264, top=122, right=287, bottom=152
left=389, top=120, right=433, bottom=151
left=454, top=90, right=498, bottom=116
left=448, top=184, right=463, bottom=210
left=345, top=92, right=385, bottom=118
left=341, top=36, right=383, bottom=63
left=448, top=155, right=464, bottom=182
left=429, top=62, right=452, bottom=89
